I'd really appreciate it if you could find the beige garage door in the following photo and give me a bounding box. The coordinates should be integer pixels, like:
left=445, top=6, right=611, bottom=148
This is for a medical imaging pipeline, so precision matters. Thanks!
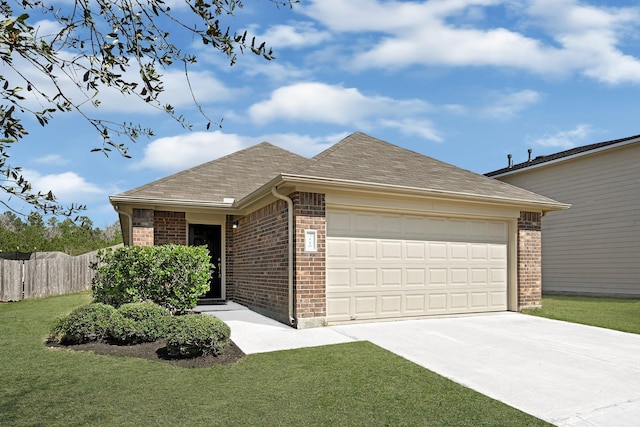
left=326, top=209, right=508, bottom=322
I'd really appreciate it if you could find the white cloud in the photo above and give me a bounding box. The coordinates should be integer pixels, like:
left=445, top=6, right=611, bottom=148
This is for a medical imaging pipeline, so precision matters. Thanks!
left=132, top=130, right=340, bottom=173
left=248, top=82, right=430, bottom=125
left=481, top=90, right=541, bottom=119
left=21, top=170, right=105, bottom=203
left=32, top=154, right=69, bottom=166
left=252, top=22, right=331, bottom=49
left=302, top=0, right=640, bottom=84
left=529, top=124, right=592, bottom=149
left=378, top=118, right=443, bottom=142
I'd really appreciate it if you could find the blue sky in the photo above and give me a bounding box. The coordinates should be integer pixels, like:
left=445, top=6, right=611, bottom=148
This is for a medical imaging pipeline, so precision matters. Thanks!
left=4, top=0, right=640, bottom=227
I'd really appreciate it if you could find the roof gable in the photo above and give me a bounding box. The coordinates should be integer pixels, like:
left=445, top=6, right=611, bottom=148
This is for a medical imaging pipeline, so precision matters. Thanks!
left=114, top=142, right=307, bottom=203
left=486, top=134, right=640, bottom=177
left=289, top=132, right=561, bottom=207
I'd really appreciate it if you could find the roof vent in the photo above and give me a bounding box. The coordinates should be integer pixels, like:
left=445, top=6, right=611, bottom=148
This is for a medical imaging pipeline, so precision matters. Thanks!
left=507, top=154, right=513, bottom=168
left=528, top=148, right=533, bottom=162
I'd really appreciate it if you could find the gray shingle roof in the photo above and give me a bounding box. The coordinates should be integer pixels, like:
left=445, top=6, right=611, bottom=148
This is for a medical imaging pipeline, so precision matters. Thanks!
left=112, top=132, right=565, bottom=209
left=290, top=132, right=563, bottom=207
left=113, top=142, right=306, bottom=203
left=486, top=134, right=640, bottom=177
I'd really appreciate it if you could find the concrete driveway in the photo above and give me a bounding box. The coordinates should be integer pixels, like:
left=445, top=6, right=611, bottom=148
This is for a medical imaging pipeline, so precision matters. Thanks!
left=202, top=304, right=640, bottom=427
left=332, top=313, right=640, bottom=427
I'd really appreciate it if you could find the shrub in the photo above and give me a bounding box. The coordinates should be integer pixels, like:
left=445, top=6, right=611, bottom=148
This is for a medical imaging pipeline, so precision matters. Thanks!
left=110, top=302, right=171, bottom=345
left=165, top=314, right=230, bottom=358
left=50, top=303, right=117, bottom=344
left=91, top=244, right=213, bottom=314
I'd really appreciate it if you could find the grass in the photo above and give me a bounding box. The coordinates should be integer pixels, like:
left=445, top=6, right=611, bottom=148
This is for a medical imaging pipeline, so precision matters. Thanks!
left=0, top=293, right=550, bottom=426
left=523, top=295, right=640, bottom=334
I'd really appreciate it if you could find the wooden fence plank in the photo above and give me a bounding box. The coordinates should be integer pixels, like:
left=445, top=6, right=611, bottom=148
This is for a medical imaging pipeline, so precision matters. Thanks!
left=0, top=246, right=117, bottom=302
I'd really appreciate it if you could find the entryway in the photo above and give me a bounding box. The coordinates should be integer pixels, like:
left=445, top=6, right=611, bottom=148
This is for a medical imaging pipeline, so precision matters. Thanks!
left=188, top=224, right=223, bottom=302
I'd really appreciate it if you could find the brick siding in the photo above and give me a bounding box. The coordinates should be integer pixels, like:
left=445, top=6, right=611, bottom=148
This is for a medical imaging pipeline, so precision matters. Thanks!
left=292, top=192, right=326, bottom=324
left=132, top=209, right=154, bottom=246
left=131, top=209, right=187, bottom=246
left=153, top=211, right=186, bottom=245
left=518, top=211, right=542, bottom=308
left=230, top=199, right=290, bottom=323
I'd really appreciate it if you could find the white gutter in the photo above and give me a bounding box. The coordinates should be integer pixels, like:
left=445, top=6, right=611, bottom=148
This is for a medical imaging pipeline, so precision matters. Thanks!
left=271, top=186, right=296, bottom=326
left=109, top=195, right=237, bottom=209
left=112, top=204, right=133, bottom=246
left=240, top=174, right=569, bottom=212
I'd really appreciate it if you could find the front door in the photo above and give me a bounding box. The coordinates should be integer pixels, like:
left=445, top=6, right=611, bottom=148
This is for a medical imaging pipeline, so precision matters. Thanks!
left=188, top=224, right=223, bottom=300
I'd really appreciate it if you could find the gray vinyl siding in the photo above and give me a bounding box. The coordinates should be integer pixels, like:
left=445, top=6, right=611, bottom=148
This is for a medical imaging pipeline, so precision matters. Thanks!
left=496, top=143, right=640, bottom=297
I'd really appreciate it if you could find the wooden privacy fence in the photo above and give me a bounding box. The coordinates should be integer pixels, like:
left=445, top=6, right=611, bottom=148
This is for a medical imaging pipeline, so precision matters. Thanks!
left=0, top=246, right=120, bottom=302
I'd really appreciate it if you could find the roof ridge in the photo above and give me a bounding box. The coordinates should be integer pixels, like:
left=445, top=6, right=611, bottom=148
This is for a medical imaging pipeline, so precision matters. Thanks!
left=486, top=133, right=640, bottom=177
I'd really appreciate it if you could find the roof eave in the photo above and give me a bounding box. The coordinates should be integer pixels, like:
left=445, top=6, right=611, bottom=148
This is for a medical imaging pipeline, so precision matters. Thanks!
left=109, top=195, right=240, bottom=212
left=239, top=174, right=570, bottom=213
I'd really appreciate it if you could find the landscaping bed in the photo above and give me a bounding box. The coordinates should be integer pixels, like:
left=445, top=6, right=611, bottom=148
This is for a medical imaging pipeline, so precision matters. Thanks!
left=46, top=337, right=245, bottom=368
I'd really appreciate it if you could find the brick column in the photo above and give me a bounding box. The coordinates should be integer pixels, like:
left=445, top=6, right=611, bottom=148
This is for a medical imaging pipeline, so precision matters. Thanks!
left=518, top=211, right=542, bottom=308
left=292, top=192, right=326, bottom=328
left=132, top=208, right=154, bottom=246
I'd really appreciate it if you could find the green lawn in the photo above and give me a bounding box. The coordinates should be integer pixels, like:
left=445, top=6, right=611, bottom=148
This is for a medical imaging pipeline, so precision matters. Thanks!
left=0, top=293, right=549, bottom=426
left=523, top=295, right=640, bottom=334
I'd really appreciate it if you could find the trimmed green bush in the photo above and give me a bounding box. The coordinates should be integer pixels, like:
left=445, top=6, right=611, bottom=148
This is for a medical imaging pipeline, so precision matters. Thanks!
left=91, top=244, right=213, bottom=314
left=49, top=303, right=117, bottom=344
left=110, top=302, right=171, bottom=345
left=165, top=314, right=230, bottom=358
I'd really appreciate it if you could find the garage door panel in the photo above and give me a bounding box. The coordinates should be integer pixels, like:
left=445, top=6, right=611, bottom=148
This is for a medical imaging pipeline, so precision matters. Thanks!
left=381, top=269, right=402, bottom=287
left=450, top=293, right=469, bottom=309
left=450, top=244, right=469, bottom=260
left=406, top=268, right=427, bottom=286
left=429, top=243, right=448, bottom=260
left=428, top=294, right=448, bottom=311
left=327, top=238, right=351, bottom=258
left=471, top=268, right=489, bottom=284
left=354, top=240, right=376, bottom=259
left=327, top=268, right=350, bottom=288
left=380, top=295, right=402, bottom=315
left=491, top=291, right=507, bottom=307
left=354, top=269, right=377, bottom=287
left=405, top=294, right=426, bottom=312
left=326, top=210, right=508, bottom=322
left=450, top=268, right=469, bottom=285
left=471, top=292, right=489, bottom=308
left=354, top=296, right=377, bottom=316
left=405, top=242, right=427, bottom=260
left=428, top=268, right=448, bottom=286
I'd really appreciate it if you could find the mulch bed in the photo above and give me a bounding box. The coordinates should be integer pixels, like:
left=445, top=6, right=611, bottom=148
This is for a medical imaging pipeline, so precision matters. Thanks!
left=46, top=339, right=245, bottom=368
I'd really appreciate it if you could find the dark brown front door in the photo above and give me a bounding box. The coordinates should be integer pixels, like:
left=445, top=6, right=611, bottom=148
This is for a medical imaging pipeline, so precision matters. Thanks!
left=188, top=224, right=223, bottom=300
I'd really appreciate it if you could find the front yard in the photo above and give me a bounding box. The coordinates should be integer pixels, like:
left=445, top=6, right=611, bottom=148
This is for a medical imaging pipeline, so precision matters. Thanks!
left=0, top=293, right=549, bottom=426
left=522, top=294, right=640, bottom=334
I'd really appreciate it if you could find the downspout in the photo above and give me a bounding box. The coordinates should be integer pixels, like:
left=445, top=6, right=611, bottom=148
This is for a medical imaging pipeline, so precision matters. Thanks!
left=113, top=204, right=133, bottom=246
left=271, top=186, right=296, bottom=326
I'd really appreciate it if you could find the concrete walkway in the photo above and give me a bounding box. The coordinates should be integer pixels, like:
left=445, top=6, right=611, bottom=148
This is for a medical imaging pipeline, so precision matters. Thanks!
left=198, top=303, right=640, bottom=427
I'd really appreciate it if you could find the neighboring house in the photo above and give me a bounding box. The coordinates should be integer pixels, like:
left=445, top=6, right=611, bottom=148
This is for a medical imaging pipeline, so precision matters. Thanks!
left=110, top=132, right=567, bottom=328
left=487, top=134, right=640, bottom=297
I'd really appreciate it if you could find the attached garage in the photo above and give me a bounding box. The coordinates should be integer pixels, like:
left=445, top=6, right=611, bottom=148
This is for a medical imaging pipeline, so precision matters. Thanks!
left=113, top=131, right=569, bottom=328
left=326, top=209, right=509, bottom=322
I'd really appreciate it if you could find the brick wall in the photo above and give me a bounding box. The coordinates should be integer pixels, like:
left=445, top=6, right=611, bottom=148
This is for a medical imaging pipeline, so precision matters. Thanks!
left=153, top=211, right=186, bottom=245
left=132, top=209, right=154, bottom=246
left=231, top=199, right=290, bottom=323
left=518, top=211, right=542, bottom=308
left=292, top=192, right=326, bottom=327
